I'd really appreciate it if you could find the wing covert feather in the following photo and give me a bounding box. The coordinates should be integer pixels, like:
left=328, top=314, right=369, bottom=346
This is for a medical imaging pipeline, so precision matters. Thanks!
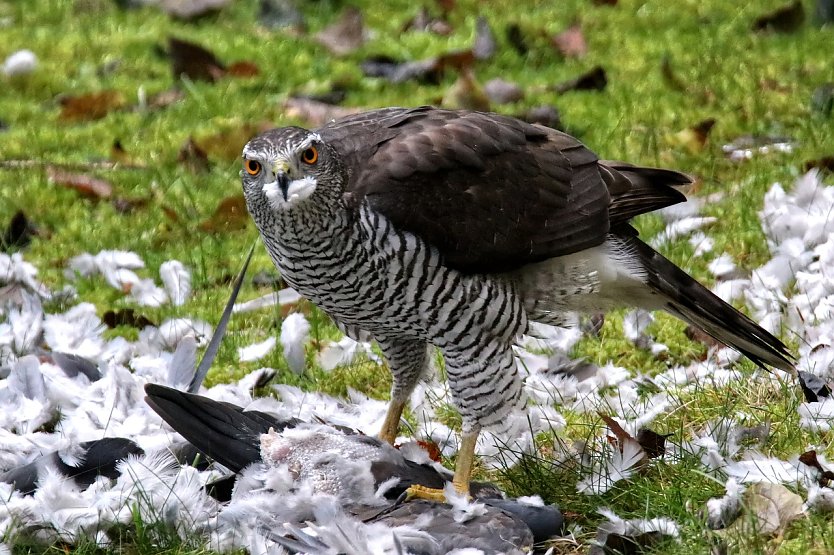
left=317, top=108, right=682, bottom=274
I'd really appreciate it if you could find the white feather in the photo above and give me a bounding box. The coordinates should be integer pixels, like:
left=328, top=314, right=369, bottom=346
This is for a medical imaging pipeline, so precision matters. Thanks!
left=280, top=313, right=310, bottom=373
left=159, top=260, right=191, bottom=306
left=239, top=337, right=277, bottom=363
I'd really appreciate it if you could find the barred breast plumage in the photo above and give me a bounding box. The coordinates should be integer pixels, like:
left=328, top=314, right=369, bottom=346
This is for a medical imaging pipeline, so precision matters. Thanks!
left=241, top=106, right=794, bottom=496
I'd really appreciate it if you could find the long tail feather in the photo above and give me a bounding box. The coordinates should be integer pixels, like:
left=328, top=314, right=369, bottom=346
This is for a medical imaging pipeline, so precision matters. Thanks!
left=626, top=236, right=794, bottom=372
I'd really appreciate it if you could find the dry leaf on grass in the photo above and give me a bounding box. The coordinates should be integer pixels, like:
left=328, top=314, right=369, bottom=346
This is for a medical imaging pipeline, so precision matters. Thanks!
left=505, top=23, right=528, bottom=55
left=442, top=70, right=490, bottom=111
left=193, top=122, right=272, bottom=162
left=103, top=308, right=156, bottom=329
left=282, top=97, right=362, bottom=127
left=799, top=450, right=834, bottom=484
left=47, top=167, right=113, bottom=199
left=668, top=118, right=716, bottom=153
left=551, top=22, right=587, bottom=58
left=178, top=136, right=211, bottom=174
left=752, top=0, right=805, bottom=32
left=635, top=428, right=671, bottom=459
left=199, top=195, right=250, bottom=233
left=315, top=6, right=365, bottom=56
left=226, top=61, right=260, bottom=78
left=168, top=36, right=225, bottom=82
left=725, top=483, right=804, bottom=536
left=553, top=66, right=607, bottom=93
left=401, top=7, right=452, bottom=35
left=59, top=91, right=127, bottom=122
left=1, top=210, right=37, bottom=252
left=361, top=49, right=474, bottom=84
left=803, top=156, right=834, bottom=174
left=660, top=54, right=687, bottom=92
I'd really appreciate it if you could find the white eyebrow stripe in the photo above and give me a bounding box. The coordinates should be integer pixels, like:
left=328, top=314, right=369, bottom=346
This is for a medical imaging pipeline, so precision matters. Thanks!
left=294, top=133, right=321, bottom=154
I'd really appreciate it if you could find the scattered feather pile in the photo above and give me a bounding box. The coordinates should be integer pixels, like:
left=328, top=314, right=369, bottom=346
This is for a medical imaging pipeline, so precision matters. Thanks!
left=2, top=171, right=834, bottom=551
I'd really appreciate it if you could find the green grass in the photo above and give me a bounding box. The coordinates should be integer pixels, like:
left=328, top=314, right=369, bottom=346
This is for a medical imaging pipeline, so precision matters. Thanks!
left=2, top=0, right=834, bottom=552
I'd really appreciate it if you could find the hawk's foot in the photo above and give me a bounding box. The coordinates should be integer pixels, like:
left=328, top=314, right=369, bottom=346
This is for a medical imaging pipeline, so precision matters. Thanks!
left=405, top=480, right=470, bottom=503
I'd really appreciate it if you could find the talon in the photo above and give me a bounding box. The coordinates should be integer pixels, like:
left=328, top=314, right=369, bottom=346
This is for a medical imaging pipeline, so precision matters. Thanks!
left=405, top=484, right=449, bottom=502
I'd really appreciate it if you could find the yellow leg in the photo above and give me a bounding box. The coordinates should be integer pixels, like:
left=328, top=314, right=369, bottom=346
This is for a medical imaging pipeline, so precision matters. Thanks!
left=452, top=428, right=479, bottom=495
left=406, top=426, right=481, bottom=502
left=378, top=398, right=407, bottom=445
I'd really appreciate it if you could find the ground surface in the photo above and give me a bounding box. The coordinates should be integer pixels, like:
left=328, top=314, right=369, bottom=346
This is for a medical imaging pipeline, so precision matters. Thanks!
left=2, top=0, right=834, bottom=553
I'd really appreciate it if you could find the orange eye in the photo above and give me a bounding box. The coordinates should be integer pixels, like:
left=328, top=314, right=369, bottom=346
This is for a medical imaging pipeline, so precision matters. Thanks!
left=301, top=146, right=318, bottom=165
left=245, top=160, right=261, bottom=175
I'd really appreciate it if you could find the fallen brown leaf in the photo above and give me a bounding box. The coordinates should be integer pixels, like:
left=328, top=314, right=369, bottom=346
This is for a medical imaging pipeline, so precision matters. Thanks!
left=669, top=118, right=716, bottom=153
left=799, top=450, right=834, bottom=484
left=635, top=428, right=671, bottom=459
left=147, top=88, right=185, bottom=110
left=598, top=412, right=633, bottom=449
left=505, top=23, right=528, bottom=55
left=111, top=195, right=149, bottom=214
left=47, top=167, right=113, bottom=199
left=435, top=0, right=455, bottom=16
left=803, top=155, right=834, bottom=173
left=282, top=97, right=362, bottom=127
left=553, top=66, right=607, bottom=93
left=59, top=90, right=127, bottom=122
left=684, top=323, right=725, bottom=354
left=753, top=0, right=805, bottom=32
left=168, top=36, right=225, bottom=82
left=442, top=70, right=490, bottom=111
left=551, top=22, right=587, bottom=58
left=226, top=60, right=260, bottom=78
left=361, top=49, right=474, bottom=84
left=194, top=122, right=272, bottom=162
left=110, top=139, right=132, bottom=166
left=199, top=195, right=250, bottom=233
left=728, top=483, right=804, bottom=536
left=316, top=6, right=365, bottom=56
left=1, top=210, right=36, bottom=252
left=103, top=308, right=156, bottom=329
left=660, top=54, right=687, bottom=92
left=401, top=6, right=452, bottom=35
left=178, top=136, right=210, bottom=173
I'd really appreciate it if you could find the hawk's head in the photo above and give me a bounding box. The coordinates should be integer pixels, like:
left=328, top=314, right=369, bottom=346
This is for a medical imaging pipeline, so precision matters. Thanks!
left=241, top=127, right=342, bottom=212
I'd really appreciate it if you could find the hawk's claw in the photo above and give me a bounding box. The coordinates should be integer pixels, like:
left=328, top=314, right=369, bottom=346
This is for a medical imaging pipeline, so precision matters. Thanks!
left=405, top=481, right=470, bottom=503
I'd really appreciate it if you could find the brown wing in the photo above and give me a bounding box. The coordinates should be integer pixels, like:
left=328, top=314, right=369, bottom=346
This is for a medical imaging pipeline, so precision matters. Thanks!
left=319, top=107, right=686, bottom=274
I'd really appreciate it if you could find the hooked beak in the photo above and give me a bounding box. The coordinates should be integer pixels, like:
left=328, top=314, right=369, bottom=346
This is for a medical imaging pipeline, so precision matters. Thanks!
left=276, top=171, right=290, bottom=201
left=273, top=160, right=290, bottom=201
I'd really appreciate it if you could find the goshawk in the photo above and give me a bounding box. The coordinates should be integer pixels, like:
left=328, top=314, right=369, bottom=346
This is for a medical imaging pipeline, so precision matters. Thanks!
left=241, top=106, right=793, bottom=496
